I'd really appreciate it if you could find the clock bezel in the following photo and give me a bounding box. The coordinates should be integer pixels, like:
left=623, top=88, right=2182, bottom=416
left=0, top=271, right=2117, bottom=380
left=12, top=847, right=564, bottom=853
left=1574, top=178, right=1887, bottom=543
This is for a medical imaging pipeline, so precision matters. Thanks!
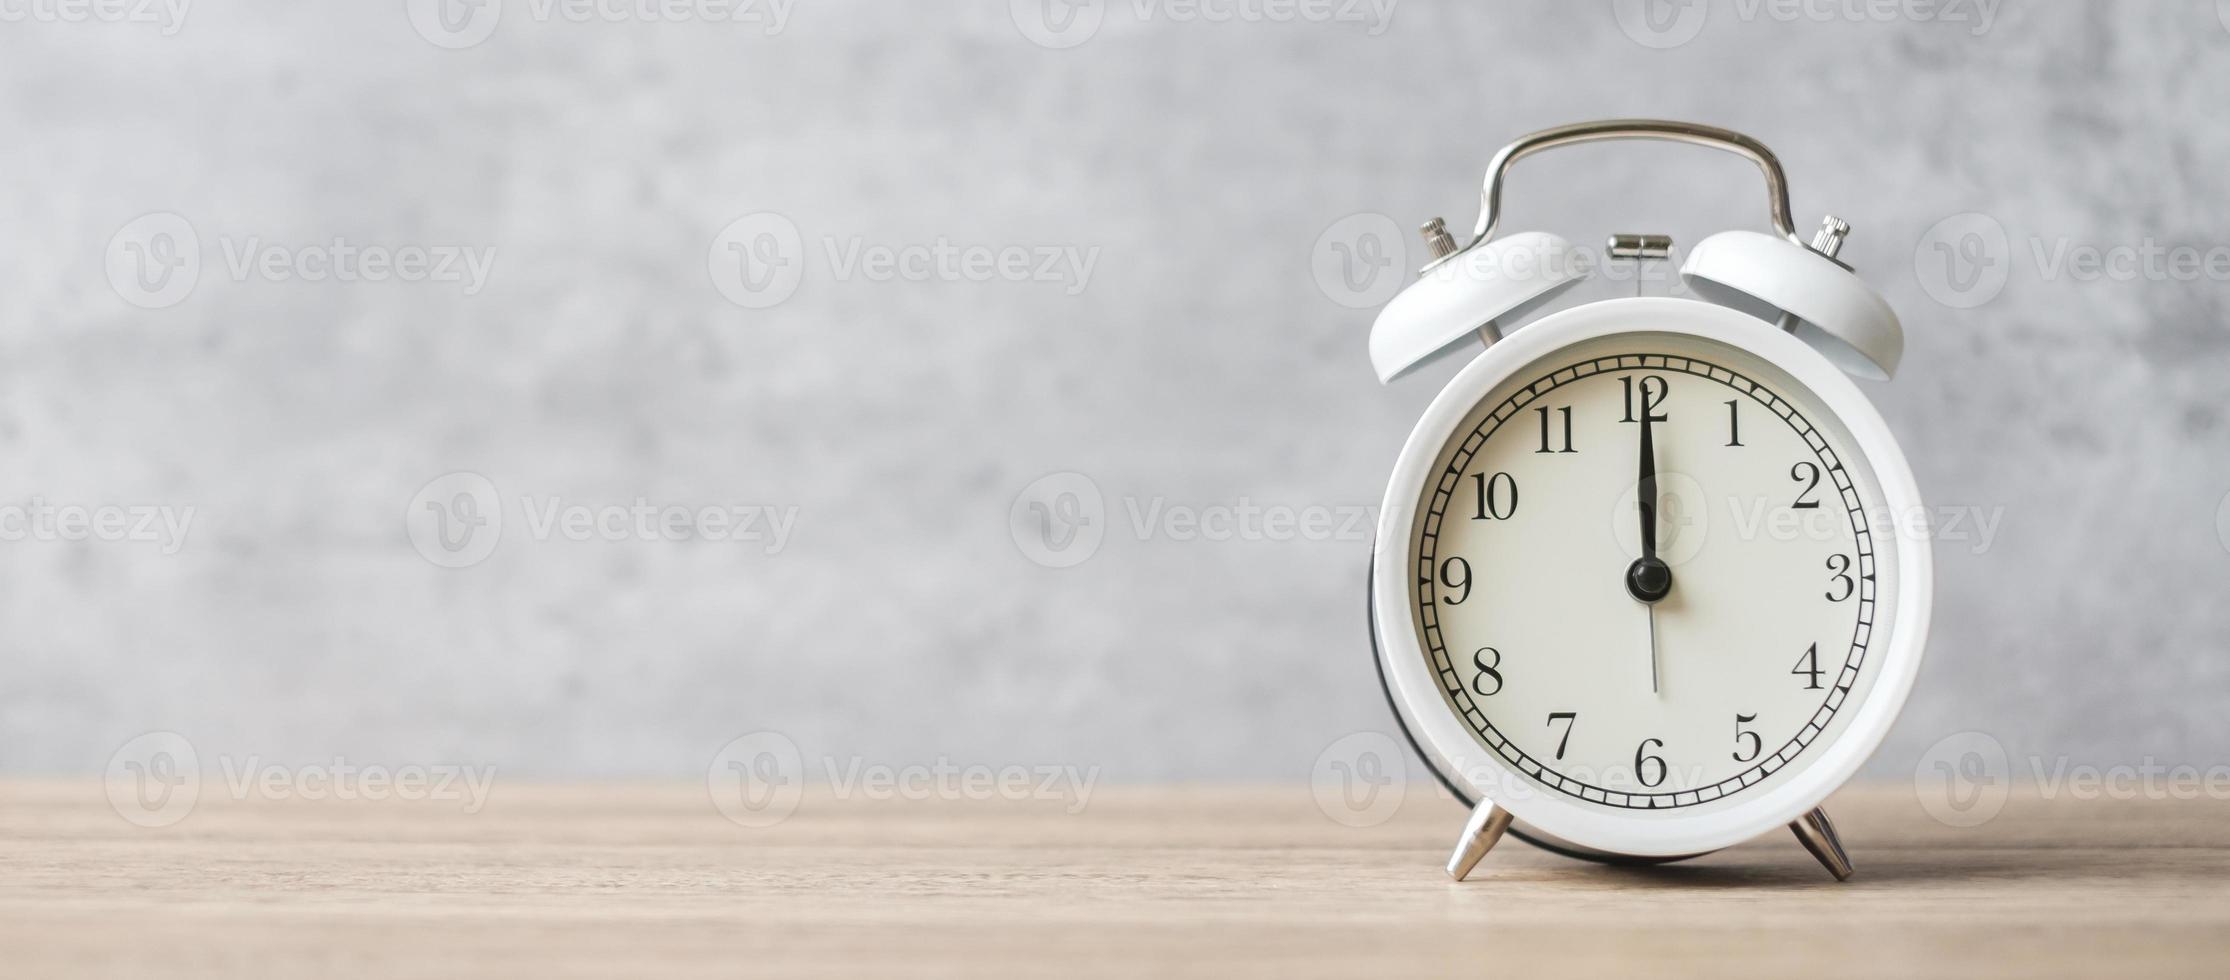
left=1370, top=295, right=1932, bottom=858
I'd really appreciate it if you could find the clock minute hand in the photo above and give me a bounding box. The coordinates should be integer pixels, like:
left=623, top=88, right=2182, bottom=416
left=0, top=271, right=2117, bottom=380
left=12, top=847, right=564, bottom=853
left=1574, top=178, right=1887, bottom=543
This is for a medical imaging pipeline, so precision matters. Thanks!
left=1626, top=387, right=1672, bottom=604
left=1639, top=400, right=1659, bottom=563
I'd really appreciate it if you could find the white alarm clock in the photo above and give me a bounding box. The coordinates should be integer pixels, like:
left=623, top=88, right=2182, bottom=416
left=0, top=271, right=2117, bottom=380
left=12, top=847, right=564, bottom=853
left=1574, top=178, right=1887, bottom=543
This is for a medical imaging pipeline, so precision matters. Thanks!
left=1366, top=121, right=1931, bottom=881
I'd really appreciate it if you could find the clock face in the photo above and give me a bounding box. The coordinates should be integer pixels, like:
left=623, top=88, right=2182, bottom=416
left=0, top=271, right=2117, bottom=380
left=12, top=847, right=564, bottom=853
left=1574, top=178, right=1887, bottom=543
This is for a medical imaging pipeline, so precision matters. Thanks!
left=1408, top=331, right=1891, bottom=811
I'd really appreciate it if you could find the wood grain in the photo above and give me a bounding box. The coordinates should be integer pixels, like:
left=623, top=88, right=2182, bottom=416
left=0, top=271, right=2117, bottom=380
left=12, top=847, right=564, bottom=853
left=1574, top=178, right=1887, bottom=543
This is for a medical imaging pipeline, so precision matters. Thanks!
left=2, top=781, right=2225, bottom=978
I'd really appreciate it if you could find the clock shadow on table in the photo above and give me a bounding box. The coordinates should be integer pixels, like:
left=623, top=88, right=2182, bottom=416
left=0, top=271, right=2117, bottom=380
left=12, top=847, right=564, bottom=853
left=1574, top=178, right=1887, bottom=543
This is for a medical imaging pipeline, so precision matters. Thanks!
left=1545, top=848, right=2063, bottom=890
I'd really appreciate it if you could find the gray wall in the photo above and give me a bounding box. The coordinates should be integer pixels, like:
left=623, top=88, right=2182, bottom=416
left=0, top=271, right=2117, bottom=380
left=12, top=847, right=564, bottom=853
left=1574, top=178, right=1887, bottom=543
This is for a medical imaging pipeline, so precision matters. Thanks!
left=4, top=1, right=2225, bottom=783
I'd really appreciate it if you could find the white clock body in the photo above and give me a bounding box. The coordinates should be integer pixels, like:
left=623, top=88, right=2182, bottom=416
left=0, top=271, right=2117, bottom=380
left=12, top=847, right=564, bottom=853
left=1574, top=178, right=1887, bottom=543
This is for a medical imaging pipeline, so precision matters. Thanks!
left=1370, top=295, right=1932, bottom=859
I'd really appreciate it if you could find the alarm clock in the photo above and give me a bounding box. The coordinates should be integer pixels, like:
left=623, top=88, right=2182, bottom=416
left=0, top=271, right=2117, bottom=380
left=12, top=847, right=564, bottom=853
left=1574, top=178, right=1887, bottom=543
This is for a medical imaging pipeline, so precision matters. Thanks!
left=1365, top=120, right=1931, bottom=881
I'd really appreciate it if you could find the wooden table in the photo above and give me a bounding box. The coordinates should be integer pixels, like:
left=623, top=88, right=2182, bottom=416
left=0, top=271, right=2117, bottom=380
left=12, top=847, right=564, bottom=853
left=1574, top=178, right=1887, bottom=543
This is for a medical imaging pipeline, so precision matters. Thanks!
left=3, top=781, right=2224, bottom=978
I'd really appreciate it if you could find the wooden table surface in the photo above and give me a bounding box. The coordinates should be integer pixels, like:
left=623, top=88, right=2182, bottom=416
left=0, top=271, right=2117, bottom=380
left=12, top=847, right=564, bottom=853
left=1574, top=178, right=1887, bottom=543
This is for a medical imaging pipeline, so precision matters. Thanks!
left=3, top=780, right=2225, bottom=978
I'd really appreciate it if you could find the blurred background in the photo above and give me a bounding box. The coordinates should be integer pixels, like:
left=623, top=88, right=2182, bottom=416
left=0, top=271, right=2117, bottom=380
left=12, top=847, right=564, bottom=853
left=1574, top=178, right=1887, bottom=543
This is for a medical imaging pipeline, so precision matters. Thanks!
left=2, top=1, right=2225, bottom=789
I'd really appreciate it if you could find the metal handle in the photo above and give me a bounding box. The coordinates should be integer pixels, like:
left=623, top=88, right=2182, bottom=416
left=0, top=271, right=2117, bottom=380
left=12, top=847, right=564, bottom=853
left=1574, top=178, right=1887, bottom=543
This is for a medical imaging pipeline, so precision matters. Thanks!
left=1463, top=119, right=1800, bottom=249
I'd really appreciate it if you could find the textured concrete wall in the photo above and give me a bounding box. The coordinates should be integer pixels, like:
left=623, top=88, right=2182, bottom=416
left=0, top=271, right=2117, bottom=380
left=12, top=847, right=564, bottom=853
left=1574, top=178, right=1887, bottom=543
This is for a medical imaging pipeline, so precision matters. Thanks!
left=3, top=2, right=2225, bottom=785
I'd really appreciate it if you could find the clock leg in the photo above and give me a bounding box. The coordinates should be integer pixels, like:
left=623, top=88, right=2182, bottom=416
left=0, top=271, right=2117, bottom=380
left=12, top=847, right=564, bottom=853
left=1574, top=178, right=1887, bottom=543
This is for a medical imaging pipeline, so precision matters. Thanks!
left=1445, top=799, right=1515, bottom=881
left=1789, top=806, right=1853, bottom=881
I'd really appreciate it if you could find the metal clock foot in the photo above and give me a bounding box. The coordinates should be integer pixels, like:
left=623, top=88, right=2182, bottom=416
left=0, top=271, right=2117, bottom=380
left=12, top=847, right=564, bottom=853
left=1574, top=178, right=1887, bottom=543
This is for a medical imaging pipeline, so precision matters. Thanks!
left=1789, top=806, right=1852, bottom=881
left=1445, top=799, right=1515, bottom=881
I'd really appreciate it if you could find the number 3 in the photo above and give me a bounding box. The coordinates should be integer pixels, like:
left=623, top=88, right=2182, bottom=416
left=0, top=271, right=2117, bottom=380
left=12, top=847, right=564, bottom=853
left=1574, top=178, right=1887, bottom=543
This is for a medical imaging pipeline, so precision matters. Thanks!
left=1825, top=554, right=1855, bottom=602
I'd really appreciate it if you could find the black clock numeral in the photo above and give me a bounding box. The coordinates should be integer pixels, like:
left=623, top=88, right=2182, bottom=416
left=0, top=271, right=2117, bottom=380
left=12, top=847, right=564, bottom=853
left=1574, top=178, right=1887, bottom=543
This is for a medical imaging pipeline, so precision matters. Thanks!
left=1534, top=405, right=1576, bottom=454
left=1470, top=647, right=1504, bottom=697
left=1469, top=471, right=1517, bottom=521
left=1439, top=557, right=1472, bottom=605
left=1546, top=712, right=1577, bottom=760
left=1619, top=375, right=1669, bottom=423
left=1634, top=738, right=1667, bottom=788
left=1791, top=461, right=1823, bottom=509
left=1792, top=642, right=1824, bottom=690
left=1825, top=554, right=1856, bottom=602
left=1724, top=399, right=1743, bottom=447
left=1733, top=714, right=1762, bottom=763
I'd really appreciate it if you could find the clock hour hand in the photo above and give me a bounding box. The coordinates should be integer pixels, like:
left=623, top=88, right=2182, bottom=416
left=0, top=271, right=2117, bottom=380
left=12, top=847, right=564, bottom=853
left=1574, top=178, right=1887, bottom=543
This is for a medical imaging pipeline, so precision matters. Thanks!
left=1626, top=385, right=1672, bottom=604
